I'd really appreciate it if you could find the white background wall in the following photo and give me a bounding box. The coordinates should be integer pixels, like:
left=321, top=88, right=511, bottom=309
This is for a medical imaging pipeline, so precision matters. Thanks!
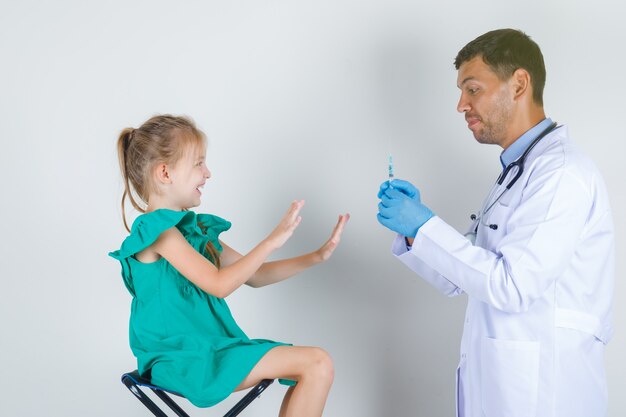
left=1, top=1, right=624, bottom=416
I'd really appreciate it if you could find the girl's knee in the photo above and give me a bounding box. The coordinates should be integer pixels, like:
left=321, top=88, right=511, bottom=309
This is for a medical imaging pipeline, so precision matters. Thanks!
left=306, top=347, right=334, bottom=384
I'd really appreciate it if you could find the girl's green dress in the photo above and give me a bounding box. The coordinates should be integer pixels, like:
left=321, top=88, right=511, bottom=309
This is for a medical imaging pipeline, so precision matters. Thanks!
left=109, top=209, right=294, bottom=408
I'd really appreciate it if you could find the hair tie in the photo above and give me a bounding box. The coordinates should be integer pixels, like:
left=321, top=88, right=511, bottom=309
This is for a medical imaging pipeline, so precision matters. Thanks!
left=123, top=128, right=135, bottom=153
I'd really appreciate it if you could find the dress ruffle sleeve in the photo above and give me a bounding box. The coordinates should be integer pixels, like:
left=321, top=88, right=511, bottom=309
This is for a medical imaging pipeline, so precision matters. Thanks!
left=110, top=211, right=196, bottom=259
left=195, top=214, right=232, bottom=253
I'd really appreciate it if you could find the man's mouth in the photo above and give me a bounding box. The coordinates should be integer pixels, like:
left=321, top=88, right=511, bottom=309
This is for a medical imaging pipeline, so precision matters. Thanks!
left=466, top=115, right=481, bottom=130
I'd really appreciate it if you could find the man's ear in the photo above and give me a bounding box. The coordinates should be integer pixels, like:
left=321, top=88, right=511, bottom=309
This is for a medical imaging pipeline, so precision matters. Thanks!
left=154, top=163, right=172, bottom=184
left=511, top=68, right=531, bottom=101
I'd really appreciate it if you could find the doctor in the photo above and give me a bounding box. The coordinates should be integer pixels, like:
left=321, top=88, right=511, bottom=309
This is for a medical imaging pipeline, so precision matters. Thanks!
left=377, top=29, right=614, bottom=417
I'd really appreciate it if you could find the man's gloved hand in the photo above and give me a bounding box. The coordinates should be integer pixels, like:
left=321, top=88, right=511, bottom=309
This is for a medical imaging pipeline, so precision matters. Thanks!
left=377, top=179, right=434, bottom=238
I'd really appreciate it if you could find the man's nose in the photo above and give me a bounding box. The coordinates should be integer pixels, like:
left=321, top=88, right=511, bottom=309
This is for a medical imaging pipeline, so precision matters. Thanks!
left=457, top=93, right=470, bottom=113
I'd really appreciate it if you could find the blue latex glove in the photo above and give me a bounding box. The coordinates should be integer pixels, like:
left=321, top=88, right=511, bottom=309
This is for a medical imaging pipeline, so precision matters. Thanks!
left=377, top=179, right=434, bottom=238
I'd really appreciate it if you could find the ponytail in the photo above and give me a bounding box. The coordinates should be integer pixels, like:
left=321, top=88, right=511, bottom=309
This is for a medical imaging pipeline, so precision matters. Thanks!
left=116, top=128, right=145, bottom=232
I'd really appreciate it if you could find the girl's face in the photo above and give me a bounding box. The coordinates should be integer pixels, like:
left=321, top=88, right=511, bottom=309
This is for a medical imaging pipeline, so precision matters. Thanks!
left=168, top=145, right=211, bottom=210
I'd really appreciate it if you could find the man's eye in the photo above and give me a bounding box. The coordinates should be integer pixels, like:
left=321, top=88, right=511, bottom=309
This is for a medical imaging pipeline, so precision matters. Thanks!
left=468, top=88, right=478, bottom=95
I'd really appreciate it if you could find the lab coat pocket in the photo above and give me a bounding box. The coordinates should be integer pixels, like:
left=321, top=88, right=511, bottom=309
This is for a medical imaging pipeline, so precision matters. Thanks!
left=481, top=337, right=540, bottom=417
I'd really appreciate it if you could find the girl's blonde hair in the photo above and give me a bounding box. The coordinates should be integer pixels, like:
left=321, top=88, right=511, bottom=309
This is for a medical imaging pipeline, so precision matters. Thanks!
left=116, top=114, right=221, bottom=267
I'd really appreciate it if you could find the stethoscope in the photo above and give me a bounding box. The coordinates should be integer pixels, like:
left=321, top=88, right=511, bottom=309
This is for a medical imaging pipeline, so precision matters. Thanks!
left=467, top=121, right=559, bottom=240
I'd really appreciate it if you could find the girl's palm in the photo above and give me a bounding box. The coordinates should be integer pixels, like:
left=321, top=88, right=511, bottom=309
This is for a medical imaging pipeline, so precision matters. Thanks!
left=268, top=200, right=304, bottom=249
left=318, top=214, right=350, bottom=261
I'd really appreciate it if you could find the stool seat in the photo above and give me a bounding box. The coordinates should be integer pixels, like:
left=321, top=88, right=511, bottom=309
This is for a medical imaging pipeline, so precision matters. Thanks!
left=121, top=370, right=274, bottom=417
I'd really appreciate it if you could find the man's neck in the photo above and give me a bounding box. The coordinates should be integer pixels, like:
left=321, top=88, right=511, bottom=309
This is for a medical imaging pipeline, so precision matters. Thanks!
left=501, top=107, right=546, bottom=150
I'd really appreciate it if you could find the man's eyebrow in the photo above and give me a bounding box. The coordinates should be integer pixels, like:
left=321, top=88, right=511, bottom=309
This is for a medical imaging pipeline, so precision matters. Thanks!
left=457, top=76, right=476, bottom=88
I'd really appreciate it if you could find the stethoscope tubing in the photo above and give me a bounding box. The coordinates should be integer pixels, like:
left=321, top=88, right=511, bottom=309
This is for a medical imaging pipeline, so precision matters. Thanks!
left=497, top=121, right=559, bottom=189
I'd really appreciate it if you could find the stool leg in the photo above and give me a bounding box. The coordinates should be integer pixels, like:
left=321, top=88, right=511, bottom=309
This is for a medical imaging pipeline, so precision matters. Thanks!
left=224, top=379, right=274, bottom=417
left=122, top=375, right=169, bottom=417
left=153, top=389, right=192, bottom=417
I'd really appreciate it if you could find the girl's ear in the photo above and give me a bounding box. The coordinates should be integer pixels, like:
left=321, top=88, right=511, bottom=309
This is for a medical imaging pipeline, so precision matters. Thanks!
left=154, top=163, right=172, bottom=184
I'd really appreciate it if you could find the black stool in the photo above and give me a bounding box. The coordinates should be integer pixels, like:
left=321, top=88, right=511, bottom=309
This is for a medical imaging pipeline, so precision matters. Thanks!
left=121, top=370, right=274, bottom=417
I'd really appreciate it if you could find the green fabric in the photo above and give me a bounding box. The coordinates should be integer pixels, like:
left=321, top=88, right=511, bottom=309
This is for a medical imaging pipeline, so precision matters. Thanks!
left=109, top=209, right=294, bottom=408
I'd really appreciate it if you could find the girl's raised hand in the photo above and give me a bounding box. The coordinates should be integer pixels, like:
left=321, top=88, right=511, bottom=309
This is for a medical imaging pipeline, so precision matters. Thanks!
left=316, top=213, right=350, bottom=262
left=266, top=200, right=304, bottom=249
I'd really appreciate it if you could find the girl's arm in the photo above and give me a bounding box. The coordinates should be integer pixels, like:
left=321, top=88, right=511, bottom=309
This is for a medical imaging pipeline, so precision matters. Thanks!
left=152, top=201, right=304, bottom=298
left=221, top=214, right=349, bottom=288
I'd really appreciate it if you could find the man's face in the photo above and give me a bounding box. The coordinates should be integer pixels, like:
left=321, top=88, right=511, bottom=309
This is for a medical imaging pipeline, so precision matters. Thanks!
left=456, top=56, right=514, bottom=146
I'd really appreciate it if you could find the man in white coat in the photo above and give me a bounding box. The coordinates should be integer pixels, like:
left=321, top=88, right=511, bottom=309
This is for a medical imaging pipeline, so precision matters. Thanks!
left=377, top=29, right=614, bottom=417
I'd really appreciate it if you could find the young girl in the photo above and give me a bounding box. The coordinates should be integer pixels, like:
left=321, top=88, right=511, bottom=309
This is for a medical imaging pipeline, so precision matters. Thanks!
left=109, top=114, right=349, bottom=416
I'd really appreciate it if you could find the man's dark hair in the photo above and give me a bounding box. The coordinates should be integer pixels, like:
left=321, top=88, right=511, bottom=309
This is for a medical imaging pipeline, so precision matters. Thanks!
left=454, top=29, right=546, bottom=105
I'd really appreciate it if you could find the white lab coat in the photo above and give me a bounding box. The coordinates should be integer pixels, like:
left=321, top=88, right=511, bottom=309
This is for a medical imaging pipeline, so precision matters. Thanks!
left=392, top=126, right=614, bottom=417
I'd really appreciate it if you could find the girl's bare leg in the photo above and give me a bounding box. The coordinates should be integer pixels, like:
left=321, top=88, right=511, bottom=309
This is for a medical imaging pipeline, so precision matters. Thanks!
left=235, top=346, right=334, bottom=417
left=278, top=385, right=295, bottom=417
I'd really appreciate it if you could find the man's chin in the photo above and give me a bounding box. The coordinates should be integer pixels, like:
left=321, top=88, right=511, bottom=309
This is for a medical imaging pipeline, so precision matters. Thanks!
left=472, top=130, right=499, bottom=145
